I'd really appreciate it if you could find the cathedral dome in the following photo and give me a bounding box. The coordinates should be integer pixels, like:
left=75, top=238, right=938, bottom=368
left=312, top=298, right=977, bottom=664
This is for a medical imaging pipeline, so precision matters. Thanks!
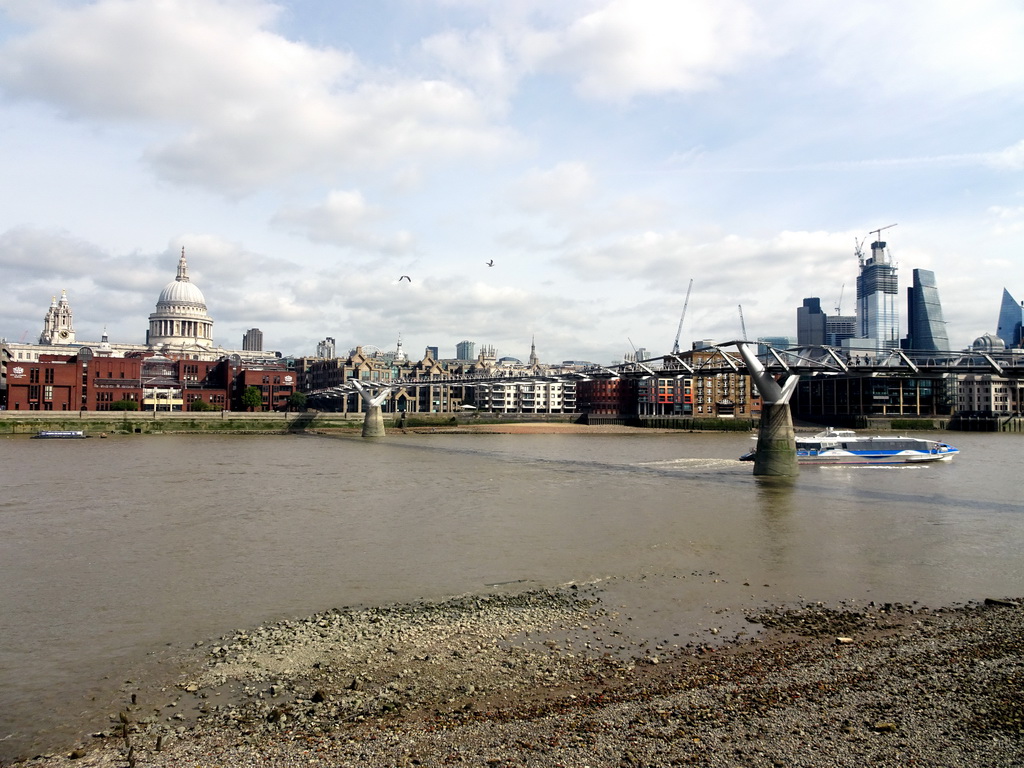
left=158, top=277, right=206, bottom=307
left=147, top=247, right=215, bottom=350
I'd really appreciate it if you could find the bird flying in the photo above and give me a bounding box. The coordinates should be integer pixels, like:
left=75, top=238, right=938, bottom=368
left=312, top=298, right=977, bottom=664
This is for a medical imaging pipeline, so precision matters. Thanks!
left=485, top=260, right=494, bottom=267
left=399, top=275, right=411, bottom=282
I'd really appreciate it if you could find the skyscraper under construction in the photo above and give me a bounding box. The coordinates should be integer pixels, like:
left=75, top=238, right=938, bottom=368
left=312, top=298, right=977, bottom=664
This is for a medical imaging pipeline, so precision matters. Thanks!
left=855, top=237, right=899, bottom=352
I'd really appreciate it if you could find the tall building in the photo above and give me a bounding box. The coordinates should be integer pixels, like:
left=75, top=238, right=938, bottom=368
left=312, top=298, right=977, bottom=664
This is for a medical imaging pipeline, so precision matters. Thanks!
left=316, top=337, right=336, bottom=358
left=855, top=238, right=899, bottom=352
left=996, top=288, right=1023, bottom=349
left=242, top=328, right=263, bottom=352
left=456, top=340, right=475, bottom=361
left=903, top=269, right=949, bottom=353
left=796, top=298, right=826, bottom=346
left=825, top=315, right=856, bottom=346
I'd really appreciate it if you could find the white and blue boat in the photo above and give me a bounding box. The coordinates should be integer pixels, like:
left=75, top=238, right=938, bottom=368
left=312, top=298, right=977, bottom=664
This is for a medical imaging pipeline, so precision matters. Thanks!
left=740, top=428, right=959, bottom=465
left=795, top=428, right=957, bottom=465
left=32, top=430, right=89, bottom=439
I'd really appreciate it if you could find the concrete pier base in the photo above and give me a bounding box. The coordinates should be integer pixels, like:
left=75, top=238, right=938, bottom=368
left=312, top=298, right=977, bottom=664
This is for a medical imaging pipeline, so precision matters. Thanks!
left=362, top=406, right=386, bottom=438
left=753, top=402, right=799, bottom=476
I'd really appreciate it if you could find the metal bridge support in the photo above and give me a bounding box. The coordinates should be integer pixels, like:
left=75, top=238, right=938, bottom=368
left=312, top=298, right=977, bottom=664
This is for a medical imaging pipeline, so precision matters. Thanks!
left=735, top=342, right=800, bottom=476
left=352, top=382, right=391, bottom=438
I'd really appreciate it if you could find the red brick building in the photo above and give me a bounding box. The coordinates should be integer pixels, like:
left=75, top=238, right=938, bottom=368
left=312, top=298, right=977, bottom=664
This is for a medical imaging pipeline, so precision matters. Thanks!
left=4, top=352, right=294, bottom=412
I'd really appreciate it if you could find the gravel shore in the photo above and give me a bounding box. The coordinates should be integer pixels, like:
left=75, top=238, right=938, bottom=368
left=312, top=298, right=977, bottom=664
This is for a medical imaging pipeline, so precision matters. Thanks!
left=14, top=586, right=1023, bottom=768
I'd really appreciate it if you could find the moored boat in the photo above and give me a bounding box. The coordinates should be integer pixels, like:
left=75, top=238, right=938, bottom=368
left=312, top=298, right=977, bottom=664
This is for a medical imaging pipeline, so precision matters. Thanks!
left=32, top=430, right=89, bottom=439
left=740, top=427, right=959, bottom=465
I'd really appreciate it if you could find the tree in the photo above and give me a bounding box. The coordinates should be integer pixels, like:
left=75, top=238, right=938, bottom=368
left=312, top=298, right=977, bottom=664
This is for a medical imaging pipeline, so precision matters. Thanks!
left=110, top=399, right=140, bottom=411
left=189, top=399, right=217, bottom=412
left=240, top=386, right=263, bottom=411
left=286, top=391, right=307, bottom=411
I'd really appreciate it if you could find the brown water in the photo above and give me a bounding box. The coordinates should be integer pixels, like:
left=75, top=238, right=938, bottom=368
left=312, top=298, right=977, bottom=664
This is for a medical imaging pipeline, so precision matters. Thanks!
left=1, top=430, right=1022, bottom=761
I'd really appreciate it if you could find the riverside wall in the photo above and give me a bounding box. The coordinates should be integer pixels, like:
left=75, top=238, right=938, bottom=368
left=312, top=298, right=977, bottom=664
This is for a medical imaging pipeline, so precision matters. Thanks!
left=0, top=410, right=581, bottom=436
left=3, top=410, right=1015, bottom=435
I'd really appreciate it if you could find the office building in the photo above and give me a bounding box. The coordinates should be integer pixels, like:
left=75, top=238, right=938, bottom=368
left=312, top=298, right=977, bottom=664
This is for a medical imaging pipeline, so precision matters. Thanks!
left=996, top=288, right=1023, bottom=349
left=797, top=298, right=826, bottom=346
left=826, top=315, right=856, bottom=346
left=456, top=340, right=475, bottom=361
left=903, top=269, right=949, bottom=353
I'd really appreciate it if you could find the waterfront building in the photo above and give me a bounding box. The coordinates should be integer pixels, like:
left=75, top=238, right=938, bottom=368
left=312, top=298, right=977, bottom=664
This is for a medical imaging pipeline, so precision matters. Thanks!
left=794, top=374, right=953, bottom=420
left=472, top=379, right=576, bottom=414
left=996, top=288, right=1023, bottom=349
left=576, top=377, right=638, bottom=418
left=853, top=238, right=899, bottom=352
left=956, top=373, right=1022, bottom=415
left=903, top=268, right=950, bottom=353
left=3, top=352, right=293, bottom=411
left=634, top=345, right=761, bottom=419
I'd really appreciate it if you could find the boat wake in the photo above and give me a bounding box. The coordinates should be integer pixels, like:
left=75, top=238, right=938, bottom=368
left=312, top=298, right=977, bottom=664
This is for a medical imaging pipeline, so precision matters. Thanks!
left=636, top=457, right=740, bottom=471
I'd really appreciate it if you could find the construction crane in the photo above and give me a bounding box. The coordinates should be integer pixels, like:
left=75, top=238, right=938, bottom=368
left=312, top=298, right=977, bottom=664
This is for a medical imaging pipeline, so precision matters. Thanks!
left=869, top=223, right=897, bottom=243
left=671, top=279, right=693, bottom=355
left=835, top=283, right=845, bottom=315
left=738, top=304, right=747, bottom=340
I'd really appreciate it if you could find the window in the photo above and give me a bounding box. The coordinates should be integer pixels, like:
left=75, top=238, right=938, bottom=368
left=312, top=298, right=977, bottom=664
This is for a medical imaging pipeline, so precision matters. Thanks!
left=44, top=369, right=55, bottom=384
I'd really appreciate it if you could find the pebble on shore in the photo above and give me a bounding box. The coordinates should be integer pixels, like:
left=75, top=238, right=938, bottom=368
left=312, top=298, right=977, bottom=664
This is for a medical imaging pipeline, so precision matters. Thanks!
left=14, top=589, right=1024, bottom=768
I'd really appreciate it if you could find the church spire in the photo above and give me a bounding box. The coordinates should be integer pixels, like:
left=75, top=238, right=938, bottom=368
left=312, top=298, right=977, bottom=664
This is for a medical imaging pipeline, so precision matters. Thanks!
left=176, top=246, right=190, bottom=282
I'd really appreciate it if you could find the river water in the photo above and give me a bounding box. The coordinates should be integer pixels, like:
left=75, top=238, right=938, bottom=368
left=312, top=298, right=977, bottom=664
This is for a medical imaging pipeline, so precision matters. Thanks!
left=1, top=429, right=1022, bottom=761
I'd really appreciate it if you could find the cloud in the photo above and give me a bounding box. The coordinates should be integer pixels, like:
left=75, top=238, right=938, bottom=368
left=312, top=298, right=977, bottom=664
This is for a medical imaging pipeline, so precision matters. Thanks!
left=548, top=0, right=767, bottom=101
left=0, top=0, right=512, bottom=196
left=987, top=139, right=1024, bottom=171
left=509, top=161, right=595, bottom=215
left=774, top=0, right=1024, bottom=99
left=272, top=190, right=414, bottom=254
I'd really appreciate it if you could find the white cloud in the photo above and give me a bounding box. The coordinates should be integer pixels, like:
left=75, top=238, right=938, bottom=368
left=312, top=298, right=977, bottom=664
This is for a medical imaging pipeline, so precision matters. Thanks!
left=519, top=0, right=767, bottom=102
left=272, top=190, right=414, bottom=254
left=0, top=0, right=513, bottom=196
left=509, top=161, right=595, bottom=215
left=775, top=0, right=1024, bottom=99
left=987, top=139, right=1024, bottom=171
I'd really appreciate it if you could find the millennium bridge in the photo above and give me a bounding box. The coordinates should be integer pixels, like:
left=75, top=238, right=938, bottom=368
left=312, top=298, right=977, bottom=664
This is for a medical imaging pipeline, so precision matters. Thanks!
left=310, top=341, right=1024, bottom=400
left=308, top=341, right=1024, bottom=475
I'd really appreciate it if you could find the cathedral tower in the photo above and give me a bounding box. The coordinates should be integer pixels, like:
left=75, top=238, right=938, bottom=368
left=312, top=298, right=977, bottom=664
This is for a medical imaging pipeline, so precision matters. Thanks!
left=147, top=248, right=215, bottom=352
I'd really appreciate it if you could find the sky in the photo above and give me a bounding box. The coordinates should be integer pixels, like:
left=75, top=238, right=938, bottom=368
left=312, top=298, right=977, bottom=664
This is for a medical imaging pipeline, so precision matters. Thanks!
left=1, top=0, right=1022, bottom=364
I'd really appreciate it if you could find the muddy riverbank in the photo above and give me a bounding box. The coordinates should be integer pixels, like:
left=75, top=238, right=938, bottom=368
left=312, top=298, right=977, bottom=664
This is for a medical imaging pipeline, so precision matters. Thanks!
left=14, top=588, right=1023, bottom=768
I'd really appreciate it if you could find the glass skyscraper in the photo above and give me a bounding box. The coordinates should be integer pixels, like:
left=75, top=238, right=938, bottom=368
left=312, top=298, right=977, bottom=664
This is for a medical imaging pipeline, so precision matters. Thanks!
left=903, top=269, right=949, bottom=353
left=996, top=288, right=1023, bottom=349
left=856, top=239, right=899, bottom=351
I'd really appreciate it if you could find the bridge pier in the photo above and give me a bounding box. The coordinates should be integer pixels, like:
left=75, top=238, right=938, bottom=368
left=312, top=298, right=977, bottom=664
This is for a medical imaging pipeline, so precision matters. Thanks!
left=362, top=405, right=386, bottom=438
left=735, top=342, right=800, bottom=477
left=752, top=402, right=799, bottom=476
left=352, top=382, right=391, bottom=438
